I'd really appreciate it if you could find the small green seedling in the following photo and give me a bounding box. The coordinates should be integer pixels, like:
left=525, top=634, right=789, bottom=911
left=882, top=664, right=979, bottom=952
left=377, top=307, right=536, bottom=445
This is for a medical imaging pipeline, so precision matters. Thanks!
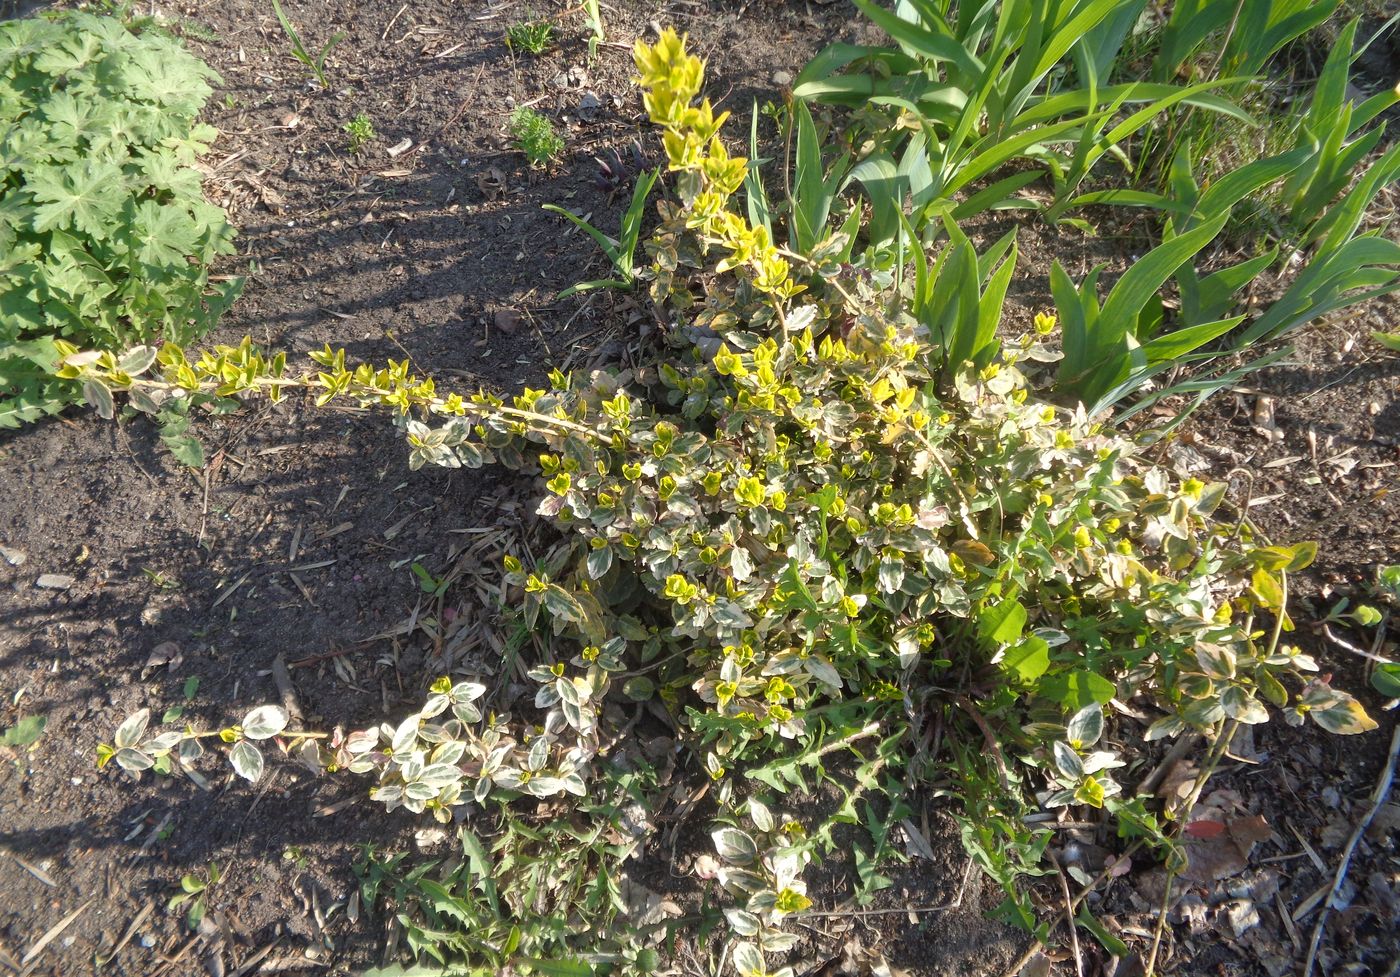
left=1334, top=564, right=1400, bottom=699
left=506, top=19, right=554, bottom=55
left=510, top=106, right=564, bottom=166
left=1, top=715, right=45, bottom=749
left=270, top=0, right=344, bottom=89
left=1323, top=596, right=1385, bottom=631
left=410, top=562, right=449, bottom=598
left=1375, top=330, right=1400, bottom=352
left=168, top=863, right=220, bottom=930
left=345, top=112, right=376, bottom=153
left=1319, top=563, right=1400, bottom=698
left=161, top=677, right=201, bottom=724
left=581, top=0, right=604, bottom=60
left=141, top=567, right=180, bottom=591
left=543, top=167, right=659, bottom=295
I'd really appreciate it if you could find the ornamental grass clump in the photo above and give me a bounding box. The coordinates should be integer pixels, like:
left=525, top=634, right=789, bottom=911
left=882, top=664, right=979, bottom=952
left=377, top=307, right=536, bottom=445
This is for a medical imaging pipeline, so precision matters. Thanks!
left=88, top=29, right=1378, bottom=975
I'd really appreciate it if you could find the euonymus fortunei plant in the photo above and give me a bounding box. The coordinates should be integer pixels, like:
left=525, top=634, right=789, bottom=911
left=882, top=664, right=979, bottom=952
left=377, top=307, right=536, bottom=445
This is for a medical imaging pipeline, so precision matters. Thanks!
left=91, top=30, right=1377, bottom=974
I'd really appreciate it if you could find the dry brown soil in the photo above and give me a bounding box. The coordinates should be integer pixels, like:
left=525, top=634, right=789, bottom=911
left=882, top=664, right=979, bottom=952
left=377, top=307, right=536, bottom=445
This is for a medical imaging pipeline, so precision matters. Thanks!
left=1, top=2, right=1398, bottom=976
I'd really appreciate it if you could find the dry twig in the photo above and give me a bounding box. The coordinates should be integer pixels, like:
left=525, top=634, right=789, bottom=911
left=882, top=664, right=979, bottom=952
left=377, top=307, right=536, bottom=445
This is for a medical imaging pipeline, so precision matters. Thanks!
left=21, top=901, right=91, bottom=967
left=1047, top=849, right=1084, bottom=977
left=1302, top=725, right=1400, bottom=977
left=1320, top=622, right=1398, bottom=666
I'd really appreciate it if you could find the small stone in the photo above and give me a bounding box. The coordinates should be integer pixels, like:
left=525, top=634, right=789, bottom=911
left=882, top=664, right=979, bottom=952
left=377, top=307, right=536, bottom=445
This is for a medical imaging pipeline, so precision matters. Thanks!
left=494, top=309, right=522, bottom=334
left=771, top=69, right=793, bottom=86
left=414, top=827, right=448, bottom=850
left=35, top=574, right=76, bottom=590
left=578, top=91, right=601, bottom=122
left=0, top=545, right=25, bottom=566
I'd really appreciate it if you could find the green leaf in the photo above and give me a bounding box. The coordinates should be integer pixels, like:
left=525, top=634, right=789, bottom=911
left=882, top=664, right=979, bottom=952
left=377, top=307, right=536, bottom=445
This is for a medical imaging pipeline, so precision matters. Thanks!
left=0, top=715, right=46, bottom=747
left=1053, top=741, right=1084, bottom=780
left=1001, top=636, right=1049, bottom=684
left=1250, top=568, right=1284, bottom=610
left=163, top=433, right=205, bottom=468
left=585, top=544, right=613, bottom=580
left=26, top=159, right=127, bottom=239
left=1043, top=670, right=1116, bottom=711
left=128, top=199, right=203, bottom=268
left=951, top=170, right=1043, bottom=220
left=711, top=826, right=758, bottom=865
left=773, top=561, right=819, bottom=613
left=1136, top=316, right=1244, bottom=366
left=240, top=705, right=288, bottom=740
left=850, top=153, right=902, bottom=251
left=82, top=378, right=114, bottom=420
left=114, top=709, right=150, bottom=749
left=360, top=965, right=494, bottom=977
left=980, top=597, right=1027, bottom=644
left=518, top=960, right=593, bottom=977
left=1311, top=694, right=1378, bottom=735
left=850, top=0, right=982, bottom=78
left=745, top=105, right=772, bottom=237
left=1255, top=542, right=1318, bottom=573
left=622, top=676, right=655, bottom=701
left=229, top=740, right=265, bottom=782
left=1097, top=212, right=1227, bottom=351
left=116, top=345, right=158, bottom=376
left=1076, top=905, right=1129, bottom=956
left=540, top=584, right=584, bottom=623
left=732, top=944, right=765, bottom=977
left=542, top=205, right=620, bottom=267
left=1051, top=260, right=1093, bottom=380
left=1371, top=664, right=1400, bottom=699
left=1066, top=704, right=1104, bottom=749
left=617, top=167, right=659, bottom=277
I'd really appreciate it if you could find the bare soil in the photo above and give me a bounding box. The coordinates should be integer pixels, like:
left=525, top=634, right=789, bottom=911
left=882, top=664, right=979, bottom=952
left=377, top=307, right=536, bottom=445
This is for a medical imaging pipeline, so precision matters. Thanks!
left=1, top=2, right=1397, bottom=976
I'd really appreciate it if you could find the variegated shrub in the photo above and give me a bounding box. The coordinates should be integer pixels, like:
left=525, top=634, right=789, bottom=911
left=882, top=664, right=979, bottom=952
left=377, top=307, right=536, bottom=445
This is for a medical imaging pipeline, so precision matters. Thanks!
left=92, top=29, right=1375, bottom=975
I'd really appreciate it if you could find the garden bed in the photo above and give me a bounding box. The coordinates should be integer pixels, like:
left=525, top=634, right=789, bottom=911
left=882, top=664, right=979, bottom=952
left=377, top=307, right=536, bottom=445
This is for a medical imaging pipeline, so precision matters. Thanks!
left=1, top=1, right=1398, bottom=976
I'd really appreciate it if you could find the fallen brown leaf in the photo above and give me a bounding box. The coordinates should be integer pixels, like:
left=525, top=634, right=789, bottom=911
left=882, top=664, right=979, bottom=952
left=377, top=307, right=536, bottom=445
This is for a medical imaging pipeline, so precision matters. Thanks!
left=1180, top=813, right=1271, bottom=884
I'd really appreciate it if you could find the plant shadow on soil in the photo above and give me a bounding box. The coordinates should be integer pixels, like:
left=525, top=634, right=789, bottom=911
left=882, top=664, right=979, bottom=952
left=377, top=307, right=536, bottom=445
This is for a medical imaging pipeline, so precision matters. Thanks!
left=2, top=1, right=1399, bottom=975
